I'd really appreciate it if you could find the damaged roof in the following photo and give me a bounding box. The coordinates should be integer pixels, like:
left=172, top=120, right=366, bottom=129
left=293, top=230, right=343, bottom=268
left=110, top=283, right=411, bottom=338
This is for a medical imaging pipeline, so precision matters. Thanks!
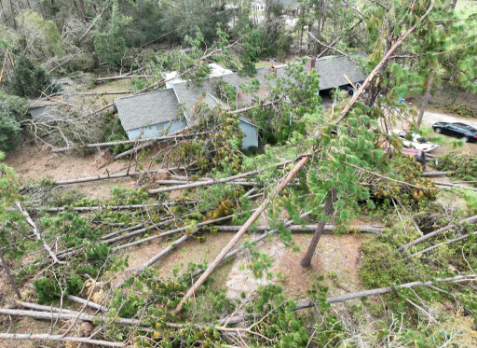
left=314, top=53, right=367, bottom=90
left=114, top=89, right=179, bottom=131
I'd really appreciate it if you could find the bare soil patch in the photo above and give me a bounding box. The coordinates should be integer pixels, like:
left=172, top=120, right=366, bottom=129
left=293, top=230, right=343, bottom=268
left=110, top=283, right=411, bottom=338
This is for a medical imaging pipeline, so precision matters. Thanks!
left=277, top=234, right=368, bottom=298
left=5, top=144, right=134, bottom=201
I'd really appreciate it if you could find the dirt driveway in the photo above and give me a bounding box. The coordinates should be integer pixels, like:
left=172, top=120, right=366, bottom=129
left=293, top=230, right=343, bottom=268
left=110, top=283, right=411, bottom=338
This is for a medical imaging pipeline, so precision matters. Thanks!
left=422, top=111, right=477, bottom=128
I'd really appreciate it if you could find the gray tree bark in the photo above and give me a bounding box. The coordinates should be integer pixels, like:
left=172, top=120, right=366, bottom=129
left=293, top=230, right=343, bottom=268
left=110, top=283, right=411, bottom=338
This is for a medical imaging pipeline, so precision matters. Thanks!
left=417, top=72, right=435, bottom=127
left=0, top=248, right=21, bottom=299
left=8, top=0, right=16, bottom=29
left=301, top=189, right=335, bottom=267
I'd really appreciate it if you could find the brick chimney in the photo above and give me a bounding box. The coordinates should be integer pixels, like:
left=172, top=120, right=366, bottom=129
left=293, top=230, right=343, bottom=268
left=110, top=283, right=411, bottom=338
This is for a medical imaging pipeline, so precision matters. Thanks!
left=306, top=56, right=316, bottom=72
left=269, top=63, right=277, bottom=74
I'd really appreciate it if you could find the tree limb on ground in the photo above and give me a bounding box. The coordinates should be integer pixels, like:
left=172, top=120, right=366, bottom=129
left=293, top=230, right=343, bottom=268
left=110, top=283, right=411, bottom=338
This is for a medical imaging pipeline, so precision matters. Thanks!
left=0, top=333, right=125, bottom=348
left=214, top=224, right=382, bottom=233
left=43, top=201, right=198, bottom=212
left=15, top=202, right=62, bottom=264
left=421, top=171, right=456, bottom=177
left=53, top=167, right=186, bottom=186
left=174, top=153, right=316, bottom=313
left=407, top=231, right=477, bottom=259
left=52, top=132, right=210, bottom=153
left=148, top=156, right=309, bottom=195
left=399, top=214, right=477, bottom=251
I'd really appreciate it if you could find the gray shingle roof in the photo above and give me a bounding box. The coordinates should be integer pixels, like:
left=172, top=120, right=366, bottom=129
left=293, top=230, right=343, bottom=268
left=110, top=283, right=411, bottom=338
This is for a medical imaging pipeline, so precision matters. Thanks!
left=172, top=66, right=289, bottom=117
left=314, top=53, right=366, bottom=90
left=114, top=89, right=179, bottom=131
left=276, top=0, right=300, bottom=9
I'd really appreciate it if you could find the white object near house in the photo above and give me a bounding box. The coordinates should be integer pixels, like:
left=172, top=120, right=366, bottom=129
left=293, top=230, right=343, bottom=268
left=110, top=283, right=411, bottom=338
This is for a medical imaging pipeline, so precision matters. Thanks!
left=391, top=130, right=441, bottom=153
left=114, top=64, right=259, bottom=149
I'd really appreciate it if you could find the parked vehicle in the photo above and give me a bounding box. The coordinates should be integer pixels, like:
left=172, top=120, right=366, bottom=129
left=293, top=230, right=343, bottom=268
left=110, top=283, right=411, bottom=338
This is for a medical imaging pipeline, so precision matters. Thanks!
left=384, top=147, right=427, bottom=170
left=391, top=130, right=441, bottom=152
left=401, top=148, right=426, bottom=170
left=432, top=122, right=477, bottom=143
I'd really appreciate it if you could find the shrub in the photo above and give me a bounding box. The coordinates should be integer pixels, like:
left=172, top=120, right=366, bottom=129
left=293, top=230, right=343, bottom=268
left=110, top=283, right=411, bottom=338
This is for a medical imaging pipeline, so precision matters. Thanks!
left=0, top=94, right=29, bottom=152
left=5, top=56, right=58, bottom=98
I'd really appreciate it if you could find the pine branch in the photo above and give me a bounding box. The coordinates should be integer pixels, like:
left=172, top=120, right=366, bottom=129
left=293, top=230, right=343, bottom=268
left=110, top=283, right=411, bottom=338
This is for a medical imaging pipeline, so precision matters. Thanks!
left=0, top=333, right=125, bottom=347
left=15, top=203, right=63, bottom=264
left=407, top=231, right=477, bottom=259
left=333, top=0, right=436, bottom=123
left=174, top=152, right=316, bottom=314
left=399, top=214, right=477, bottom=251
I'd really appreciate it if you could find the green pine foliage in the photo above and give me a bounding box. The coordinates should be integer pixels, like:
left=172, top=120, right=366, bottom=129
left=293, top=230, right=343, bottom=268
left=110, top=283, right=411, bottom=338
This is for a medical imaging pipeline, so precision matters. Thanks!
left=5, top=55, right=58, bottom=98
left=0, top=94, right=28, bottom=152
left=436, top=153, right=477, bottom=181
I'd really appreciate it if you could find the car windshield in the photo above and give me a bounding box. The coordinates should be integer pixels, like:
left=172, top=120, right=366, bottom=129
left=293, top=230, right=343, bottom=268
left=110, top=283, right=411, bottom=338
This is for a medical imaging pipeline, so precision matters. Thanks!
left=416, top=137, right=427, bottom=143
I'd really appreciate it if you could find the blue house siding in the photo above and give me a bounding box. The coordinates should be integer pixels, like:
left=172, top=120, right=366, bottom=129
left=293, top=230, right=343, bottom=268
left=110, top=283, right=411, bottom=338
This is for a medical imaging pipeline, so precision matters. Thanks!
left=126, top=119, right=186, bottom=140
left=239, top=121, right=258, bottom=149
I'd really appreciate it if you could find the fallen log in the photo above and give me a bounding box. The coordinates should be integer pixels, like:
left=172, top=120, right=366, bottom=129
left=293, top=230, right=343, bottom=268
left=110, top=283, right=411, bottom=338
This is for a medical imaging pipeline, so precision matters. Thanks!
left=71, top=91, right=130, bottom=96
left=174, top=154, right=314, bottom=313
left=66, top=294, right=109, bottom=312
left=101, top=223, right=145, bottom=240
left=15, top=203, right=62, bottom=264
left=407, top=231, right=477, bottom=259
left=213, top=224, right=383, bottom=234
left=434, top=182, right=477, bottom=192
left=112, top=212, right=243, bottom=251
left=5, top=275, right=474, bottom=337
left=54, top=168, right=186, bottom=185
left=398, top=214, right=477, bottom=252
left=113, top=210, right=256, bottom=288
left=52, top=132, right=209, bottom=153
left=155, top=180, right=262, bottom=187
left=193, top=211, right=314, bottom=278
left=43, top=201, right=197, bottom=212
left=421, top=171, right=456, bottom=177
left=96, top=75, right=155, bottom=82
left=148, top=156, right=306, bottom=195
left=324, top=274, right=476, bottom=303
left=19, top=301, right=78, bottom=314
left=113, top=141, right=153, bottom=160
left=0, top=333, right=125, bottom=348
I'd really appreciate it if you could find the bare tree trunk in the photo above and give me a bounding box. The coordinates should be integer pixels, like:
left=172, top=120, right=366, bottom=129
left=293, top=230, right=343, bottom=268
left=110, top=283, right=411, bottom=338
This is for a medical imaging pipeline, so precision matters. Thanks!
left=451, top=0, right=458, bottom=10
left=37, top=0, right=46, bottom=18
left=174, top=154, right=313, bottom=314
left=300, top=189, right=335, bottom=267
left=417, top=72, right=435, bottom=127
left=0, top=333, right=125, bottom=347
left=314, top=1, right=323, bottom=56
left=77, top=0, right=86, bottom=21
left=8, top=0, right=16, bottom=29
left=0, top=248, right=21, bottom=299
left=0, top=1, right=5, bottom=24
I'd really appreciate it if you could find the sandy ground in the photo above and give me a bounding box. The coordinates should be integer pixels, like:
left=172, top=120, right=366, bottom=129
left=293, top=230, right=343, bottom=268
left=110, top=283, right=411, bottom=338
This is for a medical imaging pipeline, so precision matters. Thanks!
left=5, top=144, right=134, bottom=201
left=422, top=111, right=477, bottom=129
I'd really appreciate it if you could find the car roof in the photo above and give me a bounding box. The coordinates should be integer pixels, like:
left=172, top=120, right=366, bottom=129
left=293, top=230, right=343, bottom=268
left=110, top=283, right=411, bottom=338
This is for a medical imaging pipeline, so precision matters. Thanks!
left=452, top=123, right=477, bottom=131
left=401, top=148, right=423, bottom=156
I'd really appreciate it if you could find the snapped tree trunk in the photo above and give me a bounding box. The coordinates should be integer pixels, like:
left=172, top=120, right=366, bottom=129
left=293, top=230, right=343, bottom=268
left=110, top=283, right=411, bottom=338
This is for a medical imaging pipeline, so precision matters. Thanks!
left=300, top=189, right=335, bottom=268
left=0, top=248, right=21, bottom=299
left=417, top=72, right=435, bottom=127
